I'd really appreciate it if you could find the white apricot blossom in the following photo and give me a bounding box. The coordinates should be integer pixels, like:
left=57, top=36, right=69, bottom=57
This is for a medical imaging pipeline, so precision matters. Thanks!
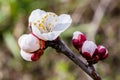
left=29, top=9, right=72, bottom=41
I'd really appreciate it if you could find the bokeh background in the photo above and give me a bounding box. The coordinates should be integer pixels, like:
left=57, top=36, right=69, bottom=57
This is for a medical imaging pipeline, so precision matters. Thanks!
left=0, top=0, right=120, bottom=80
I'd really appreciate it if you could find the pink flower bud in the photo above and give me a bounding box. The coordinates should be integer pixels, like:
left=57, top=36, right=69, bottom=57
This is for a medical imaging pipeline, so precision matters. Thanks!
left=81, top=41, right=97, bottom=60
left=20, top=49, right=43, bottom=61
left=72, top=31, right=86, bottom=51
left=97, top=45, right=108, bottom=60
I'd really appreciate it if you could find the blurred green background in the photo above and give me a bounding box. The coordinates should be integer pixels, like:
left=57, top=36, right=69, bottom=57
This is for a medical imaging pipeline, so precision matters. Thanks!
left=0, top=0, right=120, bottom=80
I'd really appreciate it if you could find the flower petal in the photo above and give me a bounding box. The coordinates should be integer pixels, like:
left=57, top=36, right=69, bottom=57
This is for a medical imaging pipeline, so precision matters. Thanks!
left=20, top=50, right=33, bottom=61
left=53, top=14, right=72, bottom=31
left=32, top=29, right=61, bottom=40
left=18, top=34, right=40, bottom=52
left=58, top=14, right=72, bottom=23
left=40, top=31, right=61, bottom=40
left=29, top=9, right=46, bottom=23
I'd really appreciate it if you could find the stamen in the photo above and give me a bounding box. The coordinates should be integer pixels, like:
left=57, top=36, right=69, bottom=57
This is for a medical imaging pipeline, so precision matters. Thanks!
left=39, top=23, right=45, bottom=30
left=37, top=20, right=40, bottom=22
left=34, top=23, right=37, bottom=26
left=44, top=14, right=48, bottom=19
left=49, top=23, right=53, bottom=32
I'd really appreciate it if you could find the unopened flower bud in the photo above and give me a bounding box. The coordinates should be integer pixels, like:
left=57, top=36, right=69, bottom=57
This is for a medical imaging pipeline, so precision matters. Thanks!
left=18, top=34, right=40, bottom=52
left=97, top=45, right=108, bottom=60
left=81, top=41, right=97, bottom=60
left=20, top=49, right=43, bottom=61
left=72, top=31, right=86, bottom=51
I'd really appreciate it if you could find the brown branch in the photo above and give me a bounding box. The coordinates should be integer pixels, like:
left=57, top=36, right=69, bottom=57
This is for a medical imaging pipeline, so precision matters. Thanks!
left=46, top=38, right=102, bottom=80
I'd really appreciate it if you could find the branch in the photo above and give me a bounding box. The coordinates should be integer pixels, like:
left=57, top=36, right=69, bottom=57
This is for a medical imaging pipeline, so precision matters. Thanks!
left=46, top=38, right=102, bottom=80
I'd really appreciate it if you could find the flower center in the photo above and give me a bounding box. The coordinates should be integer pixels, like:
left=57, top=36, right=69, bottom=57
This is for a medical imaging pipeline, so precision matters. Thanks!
left=33, top=13, right=57, bottom=33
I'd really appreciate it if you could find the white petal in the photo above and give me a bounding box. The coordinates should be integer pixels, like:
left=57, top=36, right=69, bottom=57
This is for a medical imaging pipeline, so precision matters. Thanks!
left=53, top=14, right=72, bottom=32
left=31, top=26, right=46, bottom=40
left=18, top=34, right=28, bottom=46
left=20, top=50, right=32, bottom=61
left=82, top=41, right=97, bottom=56
left=40, top=31, right=61, bottom=40
left=99, top=45, right=105, bottom=49
left=72, top=31, right=83, bottom=39
left=32, top=29, right=61, bottom=40
left=58, top=14, right=72, bottom=23
left=29, top=9, right=46, bottom=22
left=18, top=34, right=40, bottom=52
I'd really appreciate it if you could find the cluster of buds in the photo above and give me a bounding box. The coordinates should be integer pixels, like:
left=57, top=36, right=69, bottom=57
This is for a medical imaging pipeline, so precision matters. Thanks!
left=18, top=33, right=45, bottom=61
left=18, top=9, right=72, bottom=61
left=72, top=31, right=108, bottom=64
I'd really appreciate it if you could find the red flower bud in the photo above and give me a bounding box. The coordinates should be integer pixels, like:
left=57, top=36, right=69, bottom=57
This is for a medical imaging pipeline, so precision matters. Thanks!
left=72, top=31, right=86, bottom=51
left=97, top=45, right=108, bottom=60
left=81, top=41, right=97, bottom=60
